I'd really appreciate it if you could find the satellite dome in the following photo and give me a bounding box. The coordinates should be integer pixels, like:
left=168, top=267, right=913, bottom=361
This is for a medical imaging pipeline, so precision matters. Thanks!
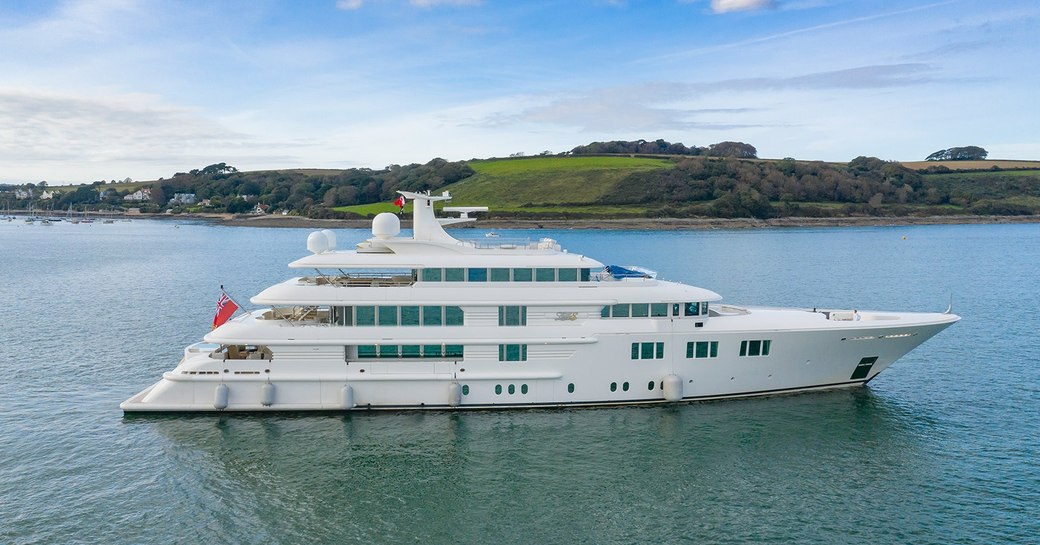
left=372, top=213, right=401, bottom=239
left=306, top=231, right=329, bottom=254
left=321, top=229, right=337, bottom=250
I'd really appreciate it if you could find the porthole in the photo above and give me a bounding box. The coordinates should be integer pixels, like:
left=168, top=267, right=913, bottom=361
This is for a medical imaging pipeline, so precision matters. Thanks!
left=647, top=381, right=655, bottom=391
left=567, top=383, right=575, bottom=393
left=462, top=385, right=470, bottom=395
left=508, top=384, right=515, bottom=395
left=610, top=382, right=617, bottom=392
left=622, top=382, right=630, bottom=392
left=495, top=384, right=502, bottom=395
left=521, top=384, right=528, bottom=394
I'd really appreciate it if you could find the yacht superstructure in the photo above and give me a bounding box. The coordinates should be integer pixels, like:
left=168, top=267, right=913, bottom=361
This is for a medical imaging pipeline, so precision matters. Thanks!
left=121, top=191, right=959, bottom=412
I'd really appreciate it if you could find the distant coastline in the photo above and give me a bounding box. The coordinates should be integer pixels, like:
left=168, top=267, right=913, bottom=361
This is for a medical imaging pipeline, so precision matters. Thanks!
left=170, top=212, right=1040, bottom=230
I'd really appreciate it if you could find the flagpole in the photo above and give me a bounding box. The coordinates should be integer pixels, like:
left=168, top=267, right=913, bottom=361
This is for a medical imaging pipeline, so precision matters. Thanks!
left=218, top=284, right=244, bottom=314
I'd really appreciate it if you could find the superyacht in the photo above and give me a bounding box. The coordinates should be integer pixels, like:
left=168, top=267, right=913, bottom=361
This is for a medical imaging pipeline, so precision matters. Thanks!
left=121, top=191, right=958, bottom=411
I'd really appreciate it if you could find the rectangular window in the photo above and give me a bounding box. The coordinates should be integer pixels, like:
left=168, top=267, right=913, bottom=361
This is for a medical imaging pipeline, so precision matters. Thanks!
left=580, top=268, right=591, bottom=282
left=445, top=344, right=464, bottom=358
left=467, top=268, right=487, bottom=282
left=632, top=342, right=664, bottom=360
left=378, top=306, right=398, bottom=326
left=357, top=345, right=377, bottom=358
left=333, top=306, right=353, bottom=326
left=422, top=306, right=442, bottom=326
left=739, top=339, right=771, bottom=357
left=421, top=268, right=442, bottom=282
left=536, top=268, right=555, bottom=282
left=684, top=302, right=700, bottom=316
left=422, top=344, right=443, bottom=357
left=672, top=303, right=681, bottom=316
left=445, top=306, right=464, bottom=326
left=445, top=268, right=464, bottom=282
left=611, top=304, right=630, bottom=317
left=401, top=345, right=421, bottom=358
left=700, top=302, right=709, bottom=315
left=489, top=268, right=510, bottom=282
left=557, top=268, right=577, bottom=282
left=400, top=306, right=420, bottom=326
left=379, top=345, right=398, bottom=358
left=651, top=303, right=668, bottom=317
left=355, top=306, right=375, bottom=326
left=499, top=344, right=527, bottom=361
left=601, top=306, right=610, bottom=318
left=687, top=341, right=719, bottom=359
left=499, top=305, right=526, bottom=326
left=631, top=303, right=649, bottom=318
left=512, top=268, right=532, bottom=282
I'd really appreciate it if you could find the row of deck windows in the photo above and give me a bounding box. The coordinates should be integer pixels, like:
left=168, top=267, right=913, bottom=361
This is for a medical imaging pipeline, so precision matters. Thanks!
left=602, top=302, right=708, bottom=318
left=349, top=338, right=769, bottom=362
left=420, top=267, right=591, bottom=283
left=356, top=344, right=464, bottom=359
left=330, top=305, right=464, bottom=326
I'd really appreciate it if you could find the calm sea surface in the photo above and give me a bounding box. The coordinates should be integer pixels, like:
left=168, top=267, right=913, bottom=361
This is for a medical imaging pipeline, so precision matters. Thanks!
left=0, top=219, right=1036, bottom=544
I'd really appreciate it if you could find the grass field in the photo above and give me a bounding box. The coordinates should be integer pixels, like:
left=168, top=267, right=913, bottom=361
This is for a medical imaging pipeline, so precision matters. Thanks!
left=441, top=156, right=674, bottom=208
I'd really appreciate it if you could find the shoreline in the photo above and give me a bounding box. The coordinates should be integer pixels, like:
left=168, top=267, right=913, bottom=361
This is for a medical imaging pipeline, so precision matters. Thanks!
left=186, top=213, right=1040, bottom=230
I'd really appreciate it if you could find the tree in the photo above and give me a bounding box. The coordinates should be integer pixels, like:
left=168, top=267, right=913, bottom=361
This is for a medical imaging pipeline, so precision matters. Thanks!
left=707, top=141, right=758, bottom=158
left=926, top=146, right=988, bottom=161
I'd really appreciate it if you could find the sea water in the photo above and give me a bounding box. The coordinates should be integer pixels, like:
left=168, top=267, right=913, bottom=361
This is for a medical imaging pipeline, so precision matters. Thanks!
left=0, top=220, right=1036, bottom=544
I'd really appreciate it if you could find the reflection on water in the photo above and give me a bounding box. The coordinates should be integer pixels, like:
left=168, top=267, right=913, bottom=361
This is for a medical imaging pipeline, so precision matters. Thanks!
left=125, top=389, right=942, bottom=544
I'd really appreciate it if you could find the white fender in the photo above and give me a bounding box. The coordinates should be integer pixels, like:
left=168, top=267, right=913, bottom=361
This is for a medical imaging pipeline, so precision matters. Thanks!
left=214, top=383, right=229, bottom=410
left=663, top=374, right=683, bottom=402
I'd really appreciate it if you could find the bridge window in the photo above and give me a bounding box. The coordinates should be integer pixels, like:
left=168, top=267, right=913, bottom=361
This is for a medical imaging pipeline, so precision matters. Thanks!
left=467, top=268, right=487, bottom=282
left=558, top=268, right=577, bottom=282
left=536, top=268, right=555, bottom=282
left=421, top=268, right=442, bottom=281
left=445, top=268, right=464, bottom=282
left=512, top=268, right=532, bottom=282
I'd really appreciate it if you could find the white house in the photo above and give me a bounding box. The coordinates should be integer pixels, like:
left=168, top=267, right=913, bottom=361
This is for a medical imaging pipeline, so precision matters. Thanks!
left=168, top=193, right=197, bottom=205
left=124, top=188, right=152, bottom=202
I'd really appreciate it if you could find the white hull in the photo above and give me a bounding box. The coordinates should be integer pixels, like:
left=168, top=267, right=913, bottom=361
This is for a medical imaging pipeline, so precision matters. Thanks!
left=121, top=308, right=957, bottom=412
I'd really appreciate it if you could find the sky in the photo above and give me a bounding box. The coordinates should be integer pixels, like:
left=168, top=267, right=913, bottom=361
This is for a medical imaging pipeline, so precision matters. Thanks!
left=1, top=0, right=1037, bottom=184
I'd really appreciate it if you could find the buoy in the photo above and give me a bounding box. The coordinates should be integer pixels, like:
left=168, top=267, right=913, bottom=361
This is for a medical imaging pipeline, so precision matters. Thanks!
left=260, top=383, right=275, bottom=406
left=662, top=374, right=683, bottom=402
left=340, top=384, right=355, bottom=409
left=448, top=382, right=462, bottom=407
left=214, top=383, right=229, bottom=410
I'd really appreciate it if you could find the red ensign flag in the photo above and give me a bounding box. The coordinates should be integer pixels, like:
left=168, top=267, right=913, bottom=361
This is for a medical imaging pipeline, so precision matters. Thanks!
left=393, top=195, right=405, bottom=209
left=212, top=292, right=239, bottom=329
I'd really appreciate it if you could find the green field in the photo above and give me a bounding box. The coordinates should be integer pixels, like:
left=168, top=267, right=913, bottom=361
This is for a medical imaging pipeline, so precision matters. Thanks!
left=443, top=156, right=674, bottom=208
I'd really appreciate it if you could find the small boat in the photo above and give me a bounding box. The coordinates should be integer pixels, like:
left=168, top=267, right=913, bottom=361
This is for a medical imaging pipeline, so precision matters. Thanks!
left=485, top=232, right=500, bottom=238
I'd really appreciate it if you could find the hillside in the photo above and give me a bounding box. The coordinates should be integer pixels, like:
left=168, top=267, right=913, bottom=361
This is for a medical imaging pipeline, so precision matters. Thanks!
left=7, top=150, right=1040, bottom=220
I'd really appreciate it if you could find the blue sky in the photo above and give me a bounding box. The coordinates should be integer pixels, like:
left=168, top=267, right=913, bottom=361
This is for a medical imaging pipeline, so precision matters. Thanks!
left=1, top=0, right=1037, bottom=184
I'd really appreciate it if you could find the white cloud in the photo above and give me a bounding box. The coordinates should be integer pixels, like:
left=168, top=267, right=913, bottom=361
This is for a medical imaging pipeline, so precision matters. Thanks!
left=711, top=0, right=775, bottom=14
left=336, top=0, right=364, bottom=10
